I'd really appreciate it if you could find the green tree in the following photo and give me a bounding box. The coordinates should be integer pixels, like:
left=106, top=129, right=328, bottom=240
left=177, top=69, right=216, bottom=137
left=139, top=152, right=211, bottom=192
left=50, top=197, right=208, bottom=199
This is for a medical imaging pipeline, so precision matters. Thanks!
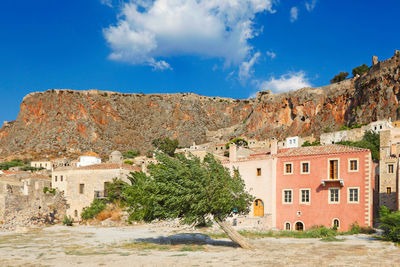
left=352, top=64, right=369, bottom=77
left=302, top=141, right=321, bottom=147
left=122, top=153, right=255, bottom=249
left=123, top=150, right=140, bottom=159
left=330, top=72, right=349, bottom=84
left=152, top=138, right=179, bottom=157
left=226, top=138, right=248, bottom=149
left=378, top=206, right=400, bottom=243
left=336, top=130, right=380, bottom=160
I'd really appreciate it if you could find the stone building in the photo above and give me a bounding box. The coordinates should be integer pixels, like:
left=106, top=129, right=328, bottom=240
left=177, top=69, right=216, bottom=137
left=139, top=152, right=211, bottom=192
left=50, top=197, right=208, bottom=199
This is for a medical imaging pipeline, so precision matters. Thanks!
left=52, top=162, right=140, bottom=220
left=109, top=151, right=123, bottom=164
left=379, top=128, right=400, bottom=210
left=30, top=160, right=53, bottom=171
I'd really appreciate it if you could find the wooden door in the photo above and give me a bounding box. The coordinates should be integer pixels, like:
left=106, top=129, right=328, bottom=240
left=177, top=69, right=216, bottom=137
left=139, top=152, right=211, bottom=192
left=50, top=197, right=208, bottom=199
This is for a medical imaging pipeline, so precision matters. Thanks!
left=253, top=199, right=264, bottom=217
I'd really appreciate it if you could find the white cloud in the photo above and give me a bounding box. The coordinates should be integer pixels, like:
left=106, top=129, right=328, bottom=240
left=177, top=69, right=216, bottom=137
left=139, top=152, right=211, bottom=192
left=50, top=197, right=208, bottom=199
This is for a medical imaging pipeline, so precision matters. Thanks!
left=258, top=71, right=311, bottom=93
left=239, top=52, right=261, bottom=81
left=100, top=0, right=113, bottom=7
left=103, top=0, right=275, bottom=70
left=266, top=50, right=276, bottom=59
left=290, top=7, right=298, bottom=22
left=305, top=0, right=318, bottom=12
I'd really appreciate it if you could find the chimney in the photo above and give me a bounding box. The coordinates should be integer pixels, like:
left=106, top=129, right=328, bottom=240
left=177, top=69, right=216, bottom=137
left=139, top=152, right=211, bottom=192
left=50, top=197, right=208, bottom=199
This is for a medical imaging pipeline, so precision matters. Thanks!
left=271, top=138, right=278, bottom=155
left=229, top=143, right=237, bottom=162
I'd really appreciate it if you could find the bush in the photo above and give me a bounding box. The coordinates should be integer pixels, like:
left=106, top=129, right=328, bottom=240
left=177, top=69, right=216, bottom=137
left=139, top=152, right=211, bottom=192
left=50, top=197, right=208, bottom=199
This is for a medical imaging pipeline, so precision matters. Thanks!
left=336, top=130, right=380, bottom=160
left=352, top=64, right=369, bottom=77
left=330, top=72, right=349, bottom=84
left=63, top=215, right=73, bottom=226
left=226, top=138, right=248, bottom=149
left=323, top=127, right=331, bottom=133
left=378, top=206, right=400, bottom=242
left=302, top=141, right=321, bottom=147
left=123, top=150, right=139, bottom=159
left=81, top=199, right=107, bottom=221
left=0, top=160, right=24, bottom=170
left=123, top=160, right=134, bottom=165
left=43, top=186, right=56, bottom=196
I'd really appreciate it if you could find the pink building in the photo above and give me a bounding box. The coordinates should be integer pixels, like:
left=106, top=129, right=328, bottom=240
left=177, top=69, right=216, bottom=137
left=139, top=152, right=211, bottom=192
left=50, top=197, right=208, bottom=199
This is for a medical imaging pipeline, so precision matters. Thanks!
left=276, top=145, right=373, bottom=231
left=224, top=144, right=374, bottom=231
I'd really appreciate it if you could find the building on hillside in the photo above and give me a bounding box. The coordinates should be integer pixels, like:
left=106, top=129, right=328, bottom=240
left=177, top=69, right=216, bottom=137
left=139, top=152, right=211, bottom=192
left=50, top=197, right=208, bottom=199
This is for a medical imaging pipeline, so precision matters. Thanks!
left=278, top=136, right=305, bottom=149
left=52, top=162, right=140, bottom=220
left=223, top=143, right=374, bottom=231
left=379, top=128, right=400, bottom=210
left=31, top=160, right=53, bottom=171
left=276, top=145, right=373, bottom=231
left=77, top=152, right=101, bottom=167
left=320, top=119, right=393, bottom=145
left=52, top=158, right=72, bottom=169
left=109, top=151, right=123, bottom=164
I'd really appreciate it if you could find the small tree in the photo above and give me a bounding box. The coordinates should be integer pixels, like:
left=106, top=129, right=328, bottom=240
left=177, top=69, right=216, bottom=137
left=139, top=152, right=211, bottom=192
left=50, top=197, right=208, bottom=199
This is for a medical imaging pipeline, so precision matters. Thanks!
left=226, top=138, right=248, bottom=149
left=330, top=72, right=349, bottom=84
left=122, top=153, right=255, bottom=249
left=152, top=138, right=179, bottom=157
left=123, top=150, right=140, bottom=159
left=352, top=64, right=369, bottom=77
left=378, top=206, right=400, bottom=242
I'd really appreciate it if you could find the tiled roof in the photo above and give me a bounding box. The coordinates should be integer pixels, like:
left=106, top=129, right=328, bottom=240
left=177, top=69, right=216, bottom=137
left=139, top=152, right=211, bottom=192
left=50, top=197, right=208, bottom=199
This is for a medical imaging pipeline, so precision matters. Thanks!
left=277, top=144, right=369, bottom=158
left=81, top=152, right=100, bottom=157
left=55, top=163, right=141, bottom=172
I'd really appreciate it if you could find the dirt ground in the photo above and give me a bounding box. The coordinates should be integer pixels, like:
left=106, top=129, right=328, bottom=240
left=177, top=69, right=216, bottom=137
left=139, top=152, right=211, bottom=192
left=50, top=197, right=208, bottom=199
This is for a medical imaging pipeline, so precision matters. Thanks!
left=0, top=224, right=399, bottom=267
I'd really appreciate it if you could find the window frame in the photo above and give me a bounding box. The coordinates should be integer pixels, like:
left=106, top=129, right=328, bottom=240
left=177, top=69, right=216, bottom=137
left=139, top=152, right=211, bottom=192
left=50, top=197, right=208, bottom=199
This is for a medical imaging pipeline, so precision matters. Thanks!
left=347, top=187, right=360, bottom=203
left=328, top=187, right=340, bottom=204
left=348, top=158, right=359, bottom=172
left=284, top=222, right=291, bottom=231
left=79, top=183, right=85, bottom=194
left=387, top=187, right=392, bottom=194
left=327, top=158, right=340, bottom=179
left=282, top=189, right=293, bottom=204
left=299, top=188, right=311, bottom=205
left=284, top=162, right=294, bottom=175
left=256, top=168, right=262, bottom=176
left=300, top=161, right=310, bottom=174
left=388, top=164, right=394, bottom=174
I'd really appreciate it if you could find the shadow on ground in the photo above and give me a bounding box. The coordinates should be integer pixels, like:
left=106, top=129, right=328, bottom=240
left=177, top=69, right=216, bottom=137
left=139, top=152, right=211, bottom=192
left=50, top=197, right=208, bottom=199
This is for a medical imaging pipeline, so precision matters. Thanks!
left=135, top=233, right=238, bottom=247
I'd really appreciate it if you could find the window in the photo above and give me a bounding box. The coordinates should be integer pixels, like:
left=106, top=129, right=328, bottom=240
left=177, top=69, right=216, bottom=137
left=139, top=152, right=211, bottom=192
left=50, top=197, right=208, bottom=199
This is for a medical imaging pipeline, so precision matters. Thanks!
left=285, top=222, right=291, bottom=230
left=283, top=189, right=293, bottom=204
left=329, top=160, right=339, bottom=179
left=74, top=210, right=78, bottom=217
left=60, top=175, right=63, bottom=182
left=301, top=162, right=310, bottom=174
left=348, top=188, right=359, bottom=203
left=329, top=188, right=340, bottom=203
left=284, top=163, right=293, bottom=174
left=79, top=184, right=85, bottom=194
left=257, top=168, right=261, bottom=176
left=387, top=187, right=392, bottom=194
left=349, top=159, right=358, bottom=171
left=55, top=176, right=57, bottom=182
left=333, top=219, right=340, bottom=229
left=295, top=221, right=304, bottom=231
left=300, top=189, right=310, bottom=204
left=388, top=164, right=394, bottom=174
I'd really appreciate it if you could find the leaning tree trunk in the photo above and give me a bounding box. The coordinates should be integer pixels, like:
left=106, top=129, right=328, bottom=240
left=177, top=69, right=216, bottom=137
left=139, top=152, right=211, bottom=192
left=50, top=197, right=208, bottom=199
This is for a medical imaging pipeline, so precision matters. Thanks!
left=215, top=218, right=254, bottom=249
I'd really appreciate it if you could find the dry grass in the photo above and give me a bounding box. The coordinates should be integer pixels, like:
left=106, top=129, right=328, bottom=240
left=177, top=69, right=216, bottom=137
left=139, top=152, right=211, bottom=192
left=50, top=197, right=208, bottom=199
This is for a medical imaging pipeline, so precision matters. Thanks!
left=96, top=210, right=112, bottom=221
left=96, top=205, right=122, bottom=222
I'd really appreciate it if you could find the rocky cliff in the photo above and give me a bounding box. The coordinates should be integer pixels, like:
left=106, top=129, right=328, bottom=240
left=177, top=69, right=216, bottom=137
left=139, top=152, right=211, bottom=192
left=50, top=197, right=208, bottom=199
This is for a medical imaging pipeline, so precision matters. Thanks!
left=1, top=51, right=400, bottom=159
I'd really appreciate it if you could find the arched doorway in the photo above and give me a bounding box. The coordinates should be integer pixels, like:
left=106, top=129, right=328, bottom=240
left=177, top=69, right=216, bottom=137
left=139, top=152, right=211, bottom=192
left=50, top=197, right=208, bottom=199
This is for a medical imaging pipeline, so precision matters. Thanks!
left=253, top=199, right=264, bottom=217
left=332, top=218, right=340, bottom=229
left=295, top=221, right=304, bottom=231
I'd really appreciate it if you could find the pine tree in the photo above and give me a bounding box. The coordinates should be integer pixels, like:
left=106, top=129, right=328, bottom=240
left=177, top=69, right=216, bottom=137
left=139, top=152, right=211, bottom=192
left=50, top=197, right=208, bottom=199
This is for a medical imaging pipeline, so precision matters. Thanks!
left=122, top=152, right=255, bottom=249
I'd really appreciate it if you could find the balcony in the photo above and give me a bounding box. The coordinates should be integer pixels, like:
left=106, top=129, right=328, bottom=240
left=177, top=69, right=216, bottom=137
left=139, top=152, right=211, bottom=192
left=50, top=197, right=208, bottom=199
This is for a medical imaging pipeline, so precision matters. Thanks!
left=321, top=178, right=344, bottom=187
left=94, top=190, right=108, bottom=199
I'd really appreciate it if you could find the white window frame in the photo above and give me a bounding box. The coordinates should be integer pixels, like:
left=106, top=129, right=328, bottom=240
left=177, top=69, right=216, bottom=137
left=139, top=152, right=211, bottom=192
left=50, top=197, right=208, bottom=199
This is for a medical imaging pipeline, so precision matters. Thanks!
left=347, top=187, right=360, bottom=203
left=327, top=158, right=340, bottom=179
left=284, top=221, right=291, bottom=231
left=332, top=218, right=340, bottom=229
left=282, top=189, right=293, bottom=204
left=300, top=161, right=310, bottom=174
left=284, top=162, right=294, bottom=175
left=299, top=188, right=311, bottom=205
left=328, top=187, right=340, bottom=204
left=348, top=158, right=359, bottom=172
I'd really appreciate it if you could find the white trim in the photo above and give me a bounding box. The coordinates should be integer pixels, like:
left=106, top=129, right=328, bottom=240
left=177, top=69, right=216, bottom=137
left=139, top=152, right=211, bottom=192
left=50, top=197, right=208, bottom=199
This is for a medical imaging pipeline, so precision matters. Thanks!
left=282, top=189, right=293, bottom=204
left=284, top=221, right=291, bottom=231
left=300, top=161, right=310, bottom=174
left=332, top=218, right=340, bottom=229
left=348, top=158, right=359, bottom=172
left=327, top=158, right=340, bottom=179
left=284, top=162, right=294, bottom=175
left=328, top=187, right=340, bottom=204
left=299, top=188, right=311, bottom=205
left=347, top=187, right=360, bottom=203
left=294, top=220, right=305, bottom=231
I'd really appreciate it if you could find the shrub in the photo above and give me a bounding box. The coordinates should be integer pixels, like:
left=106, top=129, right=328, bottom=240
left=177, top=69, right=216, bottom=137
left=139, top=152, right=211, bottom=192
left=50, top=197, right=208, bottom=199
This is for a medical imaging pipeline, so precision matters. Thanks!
left=225, top=138, right=248, bottom=149
left=330, top=72, right=349, bottom=84
left=378, top=205, right=400, bottom=242
left=323, top=127, right=331, bottom=133
left=152, top=138, right=179, bottom=157
left=43, top=187, right=56, bottom=196
left=123, top=150, right=139, bottom=159
left=63, top=215, right=73, bottom=226
left=96, top=209, right=112, bottom=221
left=336, top=130, right=380, bottom=160
left=123, top=160, right=134, bottom=165
left=302, top=141, right=321, bottom=147
left=352, top=64, right=369, bottom=77
left=81, top=199, right=107, bottom=221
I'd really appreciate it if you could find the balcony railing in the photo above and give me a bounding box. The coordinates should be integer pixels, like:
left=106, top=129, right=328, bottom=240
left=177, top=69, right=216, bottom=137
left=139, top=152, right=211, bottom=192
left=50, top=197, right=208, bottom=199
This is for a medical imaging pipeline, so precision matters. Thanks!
left=94, top=190, right=108, bottom=199
left=321, top=178, right=344, bottom=187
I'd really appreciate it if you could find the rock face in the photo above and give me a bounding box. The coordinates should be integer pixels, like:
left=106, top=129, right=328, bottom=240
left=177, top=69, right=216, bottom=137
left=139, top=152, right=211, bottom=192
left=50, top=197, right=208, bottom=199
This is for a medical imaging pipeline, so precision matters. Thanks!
left=0, top=52, right=400, bottom=159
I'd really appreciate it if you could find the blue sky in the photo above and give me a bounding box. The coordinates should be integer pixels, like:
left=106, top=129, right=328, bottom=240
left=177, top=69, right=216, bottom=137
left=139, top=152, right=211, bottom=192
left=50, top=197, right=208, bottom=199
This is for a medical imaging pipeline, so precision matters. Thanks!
left=0, top=0, right=399, bottom=124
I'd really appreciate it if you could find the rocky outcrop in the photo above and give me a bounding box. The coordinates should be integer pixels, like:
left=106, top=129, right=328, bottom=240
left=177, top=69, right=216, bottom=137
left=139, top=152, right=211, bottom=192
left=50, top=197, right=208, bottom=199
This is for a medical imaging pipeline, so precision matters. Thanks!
left=0, top=52, right=400, bottom=159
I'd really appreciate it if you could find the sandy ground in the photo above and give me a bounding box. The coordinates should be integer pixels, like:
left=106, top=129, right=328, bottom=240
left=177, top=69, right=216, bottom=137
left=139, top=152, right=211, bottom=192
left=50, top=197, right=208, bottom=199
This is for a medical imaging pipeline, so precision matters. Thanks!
left=0, top=224, right=399, bottom=267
